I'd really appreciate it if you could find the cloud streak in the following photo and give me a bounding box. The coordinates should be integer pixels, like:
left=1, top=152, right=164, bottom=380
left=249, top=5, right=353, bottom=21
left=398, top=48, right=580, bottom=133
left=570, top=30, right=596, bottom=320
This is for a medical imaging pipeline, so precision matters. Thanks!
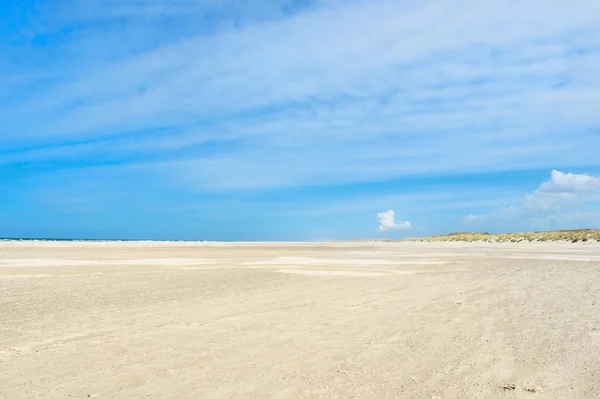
left=1, top=0, right=600, bottom=192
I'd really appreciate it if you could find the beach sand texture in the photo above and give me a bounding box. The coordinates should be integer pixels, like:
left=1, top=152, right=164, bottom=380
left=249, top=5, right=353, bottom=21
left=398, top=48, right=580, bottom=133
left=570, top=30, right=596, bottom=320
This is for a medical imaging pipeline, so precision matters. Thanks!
left=1, top=241, right=600, bottom=398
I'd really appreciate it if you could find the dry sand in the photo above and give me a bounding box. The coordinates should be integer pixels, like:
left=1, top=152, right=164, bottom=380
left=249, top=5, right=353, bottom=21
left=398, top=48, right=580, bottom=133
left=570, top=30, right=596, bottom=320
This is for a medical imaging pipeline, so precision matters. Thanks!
left=1, top=240, right=600, bottom=398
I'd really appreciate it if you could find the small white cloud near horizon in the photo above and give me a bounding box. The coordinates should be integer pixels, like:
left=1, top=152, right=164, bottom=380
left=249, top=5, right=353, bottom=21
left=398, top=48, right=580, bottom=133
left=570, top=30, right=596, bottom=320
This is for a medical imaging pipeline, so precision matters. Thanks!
left=464, top=170, right=600, bottom=229
left=377, top=210, right=412, bottom=232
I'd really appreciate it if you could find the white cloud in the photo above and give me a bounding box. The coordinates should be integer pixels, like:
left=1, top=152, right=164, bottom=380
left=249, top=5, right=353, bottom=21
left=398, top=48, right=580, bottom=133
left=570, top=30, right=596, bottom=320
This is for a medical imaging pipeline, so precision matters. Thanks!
left=377, top=210, right=412, bottom=232
left=465, top=170, right=600, bottom=230
left=537, top=170, right=600, bottom=194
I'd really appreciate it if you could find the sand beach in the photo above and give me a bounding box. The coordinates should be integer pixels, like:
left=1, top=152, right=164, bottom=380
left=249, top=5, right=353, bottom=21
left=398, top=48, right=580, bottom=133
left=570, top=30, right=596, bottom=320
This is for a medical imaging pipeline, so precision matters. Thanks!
left=1, top=240, right=600, bottom=398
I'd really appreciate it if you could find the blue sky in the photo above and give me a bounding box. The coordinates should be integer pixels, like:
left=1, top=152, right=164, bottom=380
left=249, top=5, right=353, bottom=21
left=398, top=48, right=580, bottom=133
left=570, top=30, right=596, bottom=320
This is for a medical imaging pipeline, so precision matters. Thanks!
left=1, top=0, right=600, bottom=240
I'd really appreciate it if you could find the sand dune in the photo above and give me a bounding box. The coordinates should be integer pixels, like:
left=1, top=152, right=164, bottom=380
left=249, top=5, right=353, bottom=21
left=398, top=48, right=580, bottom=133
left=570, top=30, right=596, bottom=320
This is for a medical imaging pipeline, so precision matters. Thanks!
left=1, top=241, right=600, bottom=398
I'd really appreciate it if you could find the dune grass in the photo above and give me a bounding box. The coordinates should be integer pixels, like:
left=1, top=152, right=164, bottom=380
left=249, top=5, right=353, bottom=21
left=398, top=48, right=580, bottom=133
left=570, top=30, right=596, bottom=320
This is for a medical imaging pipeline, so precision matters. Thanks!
left=403, top=229, right=600, bottom=243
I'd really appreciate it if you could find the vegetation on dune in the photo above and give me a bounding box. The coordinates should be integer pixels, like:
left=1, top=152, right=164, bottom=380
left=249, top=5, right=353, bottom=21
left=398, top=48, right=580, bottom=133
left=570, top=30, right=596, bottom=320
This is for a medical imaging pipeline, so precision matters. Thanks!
left=403, top=229, right=600, bottom=243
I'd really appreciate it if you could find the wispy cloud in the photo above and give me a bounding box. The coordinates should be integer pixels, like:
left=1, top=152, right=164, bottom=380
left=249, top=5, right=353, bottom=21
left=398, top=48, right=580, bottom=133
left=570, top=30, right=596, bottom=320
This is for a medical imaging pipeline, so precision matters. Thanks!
left=2, top=0, right=600, bottom=192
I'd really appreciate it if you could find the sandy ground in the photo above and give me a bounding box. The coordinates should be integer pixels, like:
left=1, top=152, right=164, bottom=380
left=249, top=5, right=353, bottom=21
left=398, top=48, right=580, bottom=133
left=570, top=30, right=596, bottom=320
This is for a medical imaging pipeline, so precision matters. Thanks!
left=1, top=241, right=600, bottom=399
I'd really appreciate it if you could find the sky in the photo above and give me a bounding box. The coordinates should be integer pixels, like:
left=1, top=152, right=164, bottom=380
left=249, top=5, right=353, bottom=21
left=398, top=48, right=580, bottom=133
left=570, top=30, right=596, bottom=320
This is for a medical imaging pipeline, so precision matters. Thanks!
left=1, top=0, right=600, bottom=241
